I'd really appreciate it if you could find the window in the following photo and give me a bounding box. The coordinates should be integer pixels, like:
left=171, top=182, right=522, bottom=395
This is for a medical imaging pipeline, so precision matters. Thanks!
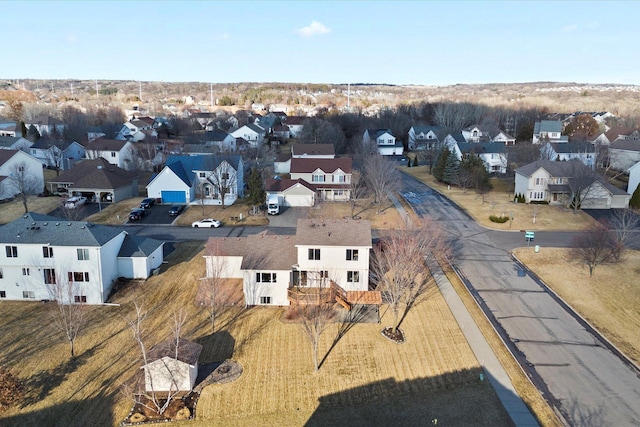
left=334, top=190, right=344, bottom=197
left=199, top=172, right=206, bottom=178
left=5, top=246, right=17, bottom=258
left=260, top=296, right=272, bottom=304
left=43, top=246, right=54, bottom=258
left=347, top=271, right=360, bottom=283
left=312, top=174, right=325, bottom=183
left=77, top=248, right=89, bottom=260
left=68, top=272, right=89, bottom=282
left=0, top=291, right=5, bottom=298
left=308, top=248, right=320, bottom=260
left=44, top=268, right=56, bottom=284
left=346, top=249, right=359, bottom=261
left=333, top=175, right=345, bottom=183
left=535, top=177, right=545, bottom=186
left=110, top=151, right=116, bottom=157
left=74, top=295, right=87, bottom=303
left=22, top=291, right=35, bottom=299
left=255, top=272, right=277, bottom=283
left=221, top=172, right=229, bottom=180
left=22, top=268, right=30, bottom=276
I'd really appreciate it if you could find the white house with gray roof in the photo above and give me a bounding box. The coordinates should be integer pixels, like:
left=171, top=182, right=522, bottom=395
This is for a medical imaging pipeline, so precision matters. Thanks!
left=230, top=124, right=266, bottom=148
left=0, top=149, right=44, bottom=200
left=204, top=219, right=378, bottom=307
left=514, top=160, right=629, bottom=209
left=532, top=121, right=568, bottom=144
left=363, top=128, right=403, bottom=156
left=0, top=213, right=164, bottom=304
left=0, top=136, right=32, bottom=152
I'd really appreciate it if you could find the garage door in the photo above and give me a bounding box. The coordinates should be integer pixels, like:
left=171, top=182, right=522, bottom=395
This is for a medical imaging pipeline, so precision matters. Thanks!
left=582, top=198, right=608, bottom=209
left=283, top=194, right=314, bottom=207
left=161, top=190, right=186, bottom=204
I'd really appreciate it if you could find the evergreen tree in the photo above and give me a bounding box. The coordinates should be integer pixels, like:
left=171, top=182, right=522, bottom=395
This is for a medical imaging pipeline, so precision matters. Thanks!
left=630, top=185, right=640, bottom=210
left=442, top=151, right=461, bottom=185
left=26, top=125, right=40, bottom=142
left=433, top=147, right=450, bottom=182
left=246, top=168, right=265, bottom=206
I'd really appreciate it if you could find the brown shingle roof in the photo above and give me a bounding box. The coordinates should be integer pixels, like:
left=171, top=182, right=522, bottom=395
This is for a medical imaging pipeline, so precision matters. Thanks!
left=295, top=219, right=372, bottom=247
left=206, top=233, right=298, bottom=271
left=290, top=158, right=352, bottom=174
left=292, top=143, right=335, bottom=157
left=86, top=138, right=128, bottom=152
left=0, top=149, right=19, bottom=166
left=146, top=339, right=202, bottom=365
left=265, top=178, right=315, bottom=192
left=48, top=158, right=136, bottom=189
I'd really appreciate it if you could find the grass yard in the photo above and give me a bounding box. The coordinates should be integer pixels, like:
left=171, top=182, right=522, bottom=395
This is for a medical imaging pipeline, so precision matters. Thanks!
left=0, top=242, right=515, bottom=427
left=313, top=198, right=407, bottom=229
left=402, top=165, right=595, bottom=232
left=513, top=247, right=640, bottom=366
left=0, top=195, right=62, bottom=224
left=83, top=197, right=146, bottom=225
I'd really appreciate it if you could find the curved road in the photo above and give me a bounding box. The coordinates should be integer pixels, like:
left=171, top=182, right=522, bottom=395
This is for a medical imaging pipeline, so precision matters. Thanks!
left=399, top=172, right=640, bottom=426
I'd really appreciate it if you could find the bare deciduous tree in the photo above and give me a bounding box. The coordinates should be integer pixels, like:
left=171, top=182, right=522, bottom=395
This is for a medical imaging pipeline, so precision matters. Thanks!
left=204, top=241, right=227, bottom=334
left=363, top=154, right=400, bottom=205
left=607, top=208, right=640, bottom=248
left=566, top=160, right=597, bottom=214
left=48, top=271, right=86, bottom=358
left=349, top=170, right=372, bottom=218
left=372, top=221, right=448, bottom=338
left=203, top=156, right=238, bottom=210
left=570, top=222, right=623, bottom=277
left=123, top=304, right=188, bottom=416
left=7, top=161, right=39, bottom=213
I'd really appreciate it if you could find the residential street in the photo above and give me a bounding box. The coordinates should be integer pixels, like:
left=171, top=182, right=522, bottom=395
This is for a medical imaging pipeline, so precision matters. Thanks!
left=399, top=172, right=640, bottom=426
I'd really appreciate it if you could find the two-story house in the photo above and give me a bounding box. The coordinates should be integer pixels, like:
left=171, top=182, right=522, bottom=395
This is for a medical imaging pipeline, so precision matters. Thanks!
left=363, top=129, right=403, bottom=156
left=29, top=139, right=86, bottom=171
left=0, top=136, right=32, bottom=152
left=532, top=121, right=568, bottom=144
left=204, top=219, right=378, bottom=308
left=0, top=149, right=44, bottom=200
left=25, top=116, right=66, bottom=137
left=275, top=143, right=336, bottom=174
left=514, top=159, right=629, bottom=209
left=85, top=138, right=135, bottom=171
left=289, top=157, right=352, bottom=201
left=230, top=124, right=266, bottom=147
left=146, top=154, right=244, bottom=206
left=451, top=143, right=508, bottom=174
left=117, top=119, right=157, bottom=142
left=542, top=141, right=596, bottom=168
left=461, top=125, right=517, bottom=145
left=0, top=213, right=164, bottom=304
left=283, top=116, right=305, bottom=138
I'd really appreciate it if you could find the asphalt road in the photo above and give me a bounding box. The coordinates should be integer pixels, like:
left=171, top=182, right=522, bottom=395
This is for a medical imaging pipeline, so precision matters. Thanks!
left=399, top=172, right=640, bottom=426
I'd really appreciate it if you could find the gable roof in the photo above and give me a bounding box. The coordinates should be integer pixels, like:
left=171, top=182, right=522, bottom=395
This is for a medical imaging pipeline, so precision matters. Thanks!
left=165, top=154, right=242, bottom=172
left=610, top=139, right=640, bottom=152
left=534, top=120, right=563, bottom=134
left=0, top=136, right=28, bottom=148
left=605, top=126, right=637, bottom=142
left=296, top=219, right=372, bottom=248
left=86, top=138, right=129, bottom=152
left=291, top=143, right=335, bottom=157
left=118, top=234, right=163, bottom=258
left=146, top=339, right=202, bottom=365
left=0, top=213, right=123, bottom=246
left=206, top=232, right=298, bottom=271
left=290, top=157, right=352, bottom=174
left=0, top=149, right=20, bottom=166
left=549, top=141, right=595, bottom=154
left=48, top=158, right=136, bottom=189
left=365, top=128, right=393, bottom=139
left=31, top=138, right=76, bottom=150
left=515, top=159, right=592, bottom=178
left=205, top=129, right=232, bottom=142
left=457, top=142, right=506, bottom=154
left=284, top=116, right=305, bottom=125
left=265, top=178, right=315, bottom=193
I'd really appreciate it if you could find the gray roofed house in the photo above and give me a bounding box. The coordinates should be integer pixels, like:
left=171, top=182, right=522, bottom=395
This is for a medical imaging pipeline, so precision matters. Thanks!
left=46, top=158, right=138, bottom=202
left=0, top=136, right=32, bottom=151
left=0, top=213, right=164, bottom=303
left=514, top=159, right=629, bottom=209
left=533, top=120, right=568, bottom=144
left=295, top=218, right=372, bottom=248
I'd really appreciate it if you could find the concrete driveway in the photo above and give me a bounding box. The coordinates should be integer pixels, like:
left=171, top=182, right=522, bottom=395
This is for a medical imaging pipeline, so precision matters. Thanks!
left=266, top=206, right=310, bottom=227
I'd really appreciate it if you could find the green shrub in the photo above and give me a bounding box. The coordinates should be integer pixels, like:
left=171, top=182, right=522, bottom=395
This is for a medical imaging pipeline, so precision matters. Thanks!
left=489, top=215, right=509, bottom=223
left=630, top=185, right=640, bottom=209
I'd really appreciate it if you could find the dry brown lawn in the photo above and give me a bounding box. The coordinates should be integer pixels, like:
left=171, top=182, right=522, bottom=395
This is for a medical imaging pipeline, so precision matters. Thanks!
left=0, top=241, right=515, bottom=427
left=403, top=165, right=596, bottom=231
left=0, top=195, right=62, bottom=224
left=513, top=247, right=640, bottom=365
left=313, top=198, right=406, bottom=229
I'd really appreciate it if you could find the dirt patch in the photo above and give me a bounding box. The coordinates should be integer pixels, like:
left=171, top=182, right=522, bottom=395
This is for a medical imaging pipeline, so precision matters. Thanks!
left=381, top=327, right=405, bottom=343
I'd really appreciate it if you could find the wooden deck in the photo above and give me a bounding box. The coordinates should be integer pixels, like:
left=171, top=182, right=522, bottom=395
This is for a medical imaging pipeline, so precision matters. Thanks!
left=288, top=282, right=381, bottom=310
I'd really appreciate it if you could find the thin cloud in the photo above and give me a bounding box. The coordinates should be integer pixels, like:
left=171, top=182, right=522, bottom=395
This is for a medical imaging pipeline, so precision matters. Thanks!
left=561, top=24, right=578, bottom=33
left=296, top=21, right=330, bottom=37
left=212, top=32, right=230, bottom=41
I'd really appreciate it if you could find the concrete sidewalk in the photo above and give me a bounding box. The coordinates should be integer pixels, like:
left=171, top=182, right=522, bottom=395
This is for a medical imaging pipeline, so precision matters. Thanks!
left=389, top=193, right=540, bottom=427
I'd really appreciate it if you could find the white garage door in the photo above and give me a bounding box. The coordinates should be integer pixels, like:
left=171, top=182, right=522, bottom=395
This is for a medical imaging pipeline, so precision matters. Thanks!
left=283, top=194, right=314, bottom=207
left=582, top=198, right=608, bottom=209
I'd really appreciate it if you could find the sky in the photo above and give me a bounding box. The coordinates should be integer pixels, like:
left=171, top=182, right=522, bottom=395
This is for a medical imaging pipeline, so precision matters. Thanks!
left=2, top=1, right=640, bottom=86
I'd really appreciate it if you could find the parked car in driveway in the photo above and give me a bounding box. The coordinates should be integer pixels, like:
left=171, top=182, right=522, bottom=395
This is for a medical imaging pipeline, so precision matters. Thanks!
left=140, top=198, right=155, bottom=209
left=129, top=208, right=146, bottom=221
left=192, top=218, right=221, bottom=228
left=168, top=205, right=184, bottom=216
left=64, top=196, right=87, bottom=209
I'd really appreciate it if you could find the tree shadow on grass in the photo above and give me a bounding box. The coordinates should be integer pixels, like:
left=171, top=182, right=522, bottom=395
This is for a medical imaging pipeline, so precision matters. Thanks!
left=20, top=346, right=97, bottom=408
left=3, top=393, right=114, bottom=427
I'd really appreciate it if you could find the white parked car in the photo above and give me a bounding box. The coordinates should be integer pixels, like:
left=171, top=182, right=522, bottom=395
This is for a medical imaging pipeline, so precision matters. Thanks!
left=191, top=218, right=221, bottom=228
left=64, top=196, right=87, bottom=209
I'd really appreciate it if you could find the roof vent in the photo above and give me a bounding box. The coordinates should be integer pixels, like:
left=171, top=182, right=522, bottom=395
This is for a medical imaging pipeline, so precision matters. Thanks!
left=97, top=165, right=103, bottom=169
left=67, top=223, right=72, bottom=226
left=43, top=222, right=48, bottom=226
left=55, top=222, right=60, bottom=226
